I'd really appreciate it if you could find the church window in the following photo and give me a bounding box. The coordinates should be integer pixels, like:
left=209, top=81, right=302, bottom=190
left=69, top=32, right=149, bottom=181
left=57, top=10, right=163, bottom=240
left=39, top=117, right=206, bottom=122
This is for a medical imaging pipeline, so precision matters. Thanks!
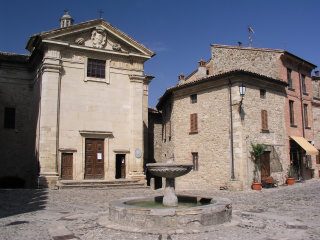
left=87, top=58, right=105, bottom=78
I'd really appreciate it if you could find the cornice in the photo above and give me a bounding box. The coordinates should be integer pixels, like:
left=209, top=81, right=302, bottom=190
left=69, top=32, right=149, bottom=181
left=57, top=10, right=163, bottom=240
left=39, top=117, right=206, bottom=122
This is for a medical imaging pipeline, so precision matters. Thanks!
left=129, top=74, right=154, bottom=84
left=42, top=39, right=151, bottom=60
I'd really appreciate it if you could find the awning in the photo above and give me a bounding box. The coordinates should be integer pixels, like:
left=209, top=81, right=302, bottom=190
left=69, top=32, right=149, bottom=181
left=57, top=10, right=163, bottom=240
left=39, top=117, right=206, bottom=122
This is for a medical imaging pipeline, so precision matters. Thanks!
left=290, top=136, right=319, bottom=155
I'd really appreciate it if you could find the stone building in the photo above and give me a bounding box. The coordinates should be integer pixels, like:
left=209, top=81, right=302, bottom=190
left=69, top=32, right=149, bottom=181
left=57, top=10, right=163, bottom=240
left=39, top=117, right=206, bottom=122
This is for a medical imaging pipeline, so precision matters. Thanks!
left=153, top=44, right=319, bottom=190
left=156, top=69, right=288, bottom=190
left=0, top=12, right=154, bottom=188
left=206, top=45, right=319, bottom=180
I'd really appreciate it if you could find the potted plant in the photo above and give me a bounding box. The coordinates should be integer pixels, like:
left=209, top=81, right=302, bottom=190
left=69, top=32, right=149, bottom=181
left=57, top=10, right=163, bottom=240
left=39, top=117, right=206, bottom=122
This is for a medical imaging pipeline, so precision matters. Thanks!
left=286, top=165, right=296, bottom=185
left=250, top=143, right=266, bottom=191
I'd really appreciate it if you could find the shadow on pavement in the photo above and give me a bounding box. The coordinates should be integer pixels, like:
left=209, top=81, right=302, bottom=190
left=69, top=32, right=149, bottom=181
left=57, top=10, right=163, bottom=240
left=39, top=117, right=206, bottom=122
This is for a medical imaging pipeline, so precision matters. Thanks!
left=0, top=188, right=48, bottom=218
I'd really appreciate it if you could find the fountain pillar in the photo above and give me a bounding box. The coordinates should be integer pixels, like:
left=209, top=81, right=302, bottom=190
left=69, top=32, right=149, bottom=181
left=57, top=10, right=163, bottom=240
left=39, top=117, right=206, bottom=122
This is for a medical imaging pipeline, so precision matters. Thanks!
left=163, top=178, right=177, bottom=207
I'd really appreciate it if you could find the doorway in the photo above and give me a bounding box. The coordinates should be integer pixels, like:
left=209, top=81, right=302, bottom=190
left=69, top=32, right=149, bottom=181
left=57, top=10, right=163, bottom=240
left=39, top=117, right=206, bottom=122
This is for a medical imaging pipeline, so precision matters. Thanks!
left=61, top=153, right=73, bottom=180
left=261, top=151, right=271, bottom=178
left=85, top=139, right=104, bottom=179
left=115, top=154, right=126, bottom=179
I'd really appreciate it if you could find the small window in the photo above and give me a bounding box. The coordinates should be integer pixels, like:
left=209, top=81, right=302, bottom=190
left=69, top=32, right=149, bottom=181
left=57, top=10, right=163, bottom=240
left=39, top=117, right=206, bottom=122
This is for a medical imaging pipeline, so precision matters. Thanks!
left=261, top=110, right=268, bottom=131
left=192, top=152, right=198, bottom=171
left=206, top=69, right=209, bottom=75
left=4, top=107, right=15, bottom=129
left=87, top=59, right=105, bottom=78
left=190, top=113, right=198, bottom=133
left=260, top=89, right=266, bottom=98
left=287, top=68, right=292, bottom=89
left=301, top=74, right=307, bottom=93
left=190, top=94, right=197, bottom=104
left=289, top=100, right=295, bottom=126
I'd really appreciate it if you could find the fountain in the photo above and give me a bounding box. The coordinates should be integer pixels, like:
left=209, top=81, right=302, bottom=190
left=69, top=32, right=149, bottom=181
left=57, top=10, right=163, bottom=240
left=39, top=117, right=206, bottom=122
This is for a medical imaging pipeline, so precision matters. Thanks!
left=146, top=160, right=193, bottom=207
left=98, top=159, right=232, bottom=234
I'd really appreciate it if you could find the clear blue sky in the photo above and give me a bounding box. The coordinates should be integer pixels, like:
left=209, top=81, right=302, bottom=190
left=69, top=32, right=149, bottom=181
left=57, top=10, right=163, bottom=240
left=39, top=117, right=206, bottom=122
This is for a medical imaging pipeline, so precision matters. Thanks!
left=1, top=0, right=319, bottom=107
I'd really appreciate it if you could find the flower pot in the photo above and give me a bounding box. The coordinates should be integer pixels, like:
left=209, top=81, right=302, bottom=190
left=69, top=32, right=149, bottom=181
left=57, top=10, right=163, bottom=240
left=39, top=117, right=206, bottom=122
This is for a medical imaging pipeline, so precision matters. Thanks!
left=252, top=182, right=262, bottom=191
left=286, top=178, right=295, bottom=185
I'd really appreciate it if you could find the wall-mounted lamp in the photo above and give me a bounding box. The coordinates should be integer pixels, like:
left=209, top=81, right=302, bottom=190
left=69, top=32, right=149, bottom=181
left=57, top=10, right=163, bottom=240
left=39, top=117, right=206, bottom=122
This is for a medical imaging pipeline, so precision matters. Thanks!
left=239, top=83, right=246, bottom=112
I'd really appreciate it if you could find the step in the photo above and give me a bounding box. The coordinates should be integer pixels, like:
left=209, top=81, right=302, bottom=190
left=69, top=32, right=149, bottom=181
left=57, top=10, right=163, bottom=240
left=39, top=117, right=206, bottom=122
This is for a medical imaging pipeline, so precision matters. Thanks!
left=56, top=179, right=146, bottom=189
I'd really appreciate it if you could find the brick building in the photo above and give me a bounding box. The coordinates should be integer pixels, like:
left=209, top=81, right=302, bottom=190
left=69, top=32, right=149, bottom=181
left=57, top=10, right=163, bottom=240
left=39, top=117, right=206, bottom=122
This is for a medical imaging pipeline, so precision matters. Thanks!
left=312, top=71, right=320, bottom=176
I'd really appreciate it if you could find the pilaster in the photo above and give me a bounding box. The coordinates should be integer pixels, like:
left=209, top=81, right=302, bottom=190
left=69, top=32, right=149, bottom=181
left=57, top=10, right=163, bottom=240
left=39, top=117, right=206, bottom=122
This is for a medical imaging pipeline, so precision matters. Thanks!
left=37, top=48, right=62, bottom=188
left=128, top=75, right=152, bottom=181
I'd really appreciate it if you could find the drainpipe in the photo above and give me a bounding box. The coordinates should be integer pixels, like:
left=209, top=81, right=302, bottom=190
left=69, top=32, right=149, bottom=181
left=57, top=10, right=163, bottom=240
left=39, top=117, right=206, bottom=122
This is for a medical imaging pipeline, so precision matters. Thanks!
left=246, top=135, right=249, bottom=189
left=298, top=62, right=305, bottom=138
left=228, top=78, right=235, bottom=179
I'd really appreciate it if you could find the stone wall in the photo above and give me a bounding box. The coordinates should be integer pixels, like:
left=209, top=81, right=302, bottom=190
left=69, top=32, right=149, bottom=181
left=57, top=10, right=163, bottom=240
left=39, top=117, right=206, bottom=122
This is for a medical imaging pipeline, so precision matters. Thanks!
left=211, top=45, right=283, bottom=79
left=0, top=59, right=38, bottom=187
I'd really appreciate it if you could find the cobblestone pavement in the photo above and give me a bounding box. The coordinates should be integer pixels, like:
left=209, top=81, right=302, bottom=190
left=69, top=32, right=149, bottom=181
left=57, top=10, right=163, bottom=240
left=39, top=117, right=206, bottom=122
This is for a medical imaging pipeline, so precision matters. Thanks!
left=0, top=179, right=320, bottom=240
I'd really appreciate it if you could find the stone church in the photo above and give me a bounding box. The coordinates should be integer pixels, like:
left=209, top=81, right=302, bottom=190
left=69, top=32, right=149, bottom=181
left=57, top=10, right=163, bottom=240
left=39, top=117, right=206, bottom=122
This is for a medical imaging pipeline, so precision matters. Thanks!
left=0, top=12, right=154, bottom=188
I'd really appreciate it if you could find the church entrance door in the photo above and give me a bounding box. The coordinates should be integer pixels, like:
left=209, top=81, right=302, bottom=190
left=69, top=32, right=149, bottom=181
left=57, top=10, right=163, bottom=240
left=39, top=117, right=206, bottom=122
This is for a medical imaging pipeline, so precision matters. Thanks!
left=85, top=139, right=104, bottom=179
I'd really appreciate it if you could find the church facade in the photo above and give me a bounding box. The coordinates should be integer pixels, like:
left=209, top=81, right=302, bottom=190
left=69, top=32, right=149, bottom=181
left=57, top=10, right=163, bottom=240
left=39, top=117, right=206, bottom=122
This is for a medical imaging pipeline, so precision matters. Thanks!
left=0, top=12, right=154, bottom=188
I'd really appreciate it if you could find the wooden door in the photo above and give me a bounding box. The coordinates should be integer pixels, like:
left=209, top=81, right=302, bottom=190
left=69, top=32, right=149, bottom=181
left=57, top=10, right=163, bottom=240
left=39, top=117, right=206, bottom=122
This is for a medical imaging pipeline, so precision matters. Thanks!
left=261, top=151, right=271, bottom=178
left=85, top=139, right=104, bottom=179
left=61, top=153, right=73, bottom=180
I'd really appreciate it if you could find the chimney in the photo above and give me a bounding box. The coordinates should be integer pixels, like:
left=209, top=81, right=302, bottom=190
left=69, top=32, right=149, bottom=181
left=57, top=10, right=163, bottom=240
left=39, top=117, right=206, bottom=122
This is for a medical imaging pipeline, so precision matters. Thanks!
left=315, top=71, right=319, bottom=77
left=178, top=73, right=185, bottom=84
left=197, top=59, right=206, bottom=79
left=60, top=10, right=74, bottom=28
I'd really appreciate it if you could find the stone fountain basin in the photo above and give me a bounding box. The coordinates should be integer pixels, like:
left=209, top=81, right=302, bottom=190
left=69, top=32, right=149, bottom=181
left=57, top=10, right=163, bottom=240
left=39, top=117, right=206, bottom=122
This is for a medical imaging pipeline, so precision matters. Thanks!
left=146, top=163, right=193, bottom=178
left=107, top=195, right=232, bottom=231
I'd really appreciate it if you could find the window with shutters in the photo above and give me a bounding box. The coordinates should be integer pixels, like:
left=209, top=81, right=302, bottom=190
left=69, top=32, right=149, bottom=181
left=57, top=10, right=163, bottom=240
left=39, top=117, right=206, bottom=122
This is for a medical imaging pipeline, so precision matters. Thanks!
left=261, top=110, right=269, bottom=132
left=287, top=68, right=293, bottom=89
left=301, top=74, right=307, bottom=94
left=192, top=152, right=198, bottom=171
left=190, top=113, right=198, bottom=133
left=304, top=104, right=310, bottom=128
left=289, top=100, right=296, bottom=126
left=4, top=107, right=15, bottom=129
left=316, top=151, right=320, bottom=164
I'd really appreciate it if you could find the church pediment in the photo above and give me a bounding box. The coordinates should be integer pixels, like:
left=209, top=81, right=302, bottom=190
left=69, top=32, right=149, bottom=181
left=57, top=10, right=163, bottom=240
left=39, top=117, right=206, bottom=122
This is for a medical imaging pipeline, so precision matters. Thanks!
left=26, top=19, right=154, bottom=58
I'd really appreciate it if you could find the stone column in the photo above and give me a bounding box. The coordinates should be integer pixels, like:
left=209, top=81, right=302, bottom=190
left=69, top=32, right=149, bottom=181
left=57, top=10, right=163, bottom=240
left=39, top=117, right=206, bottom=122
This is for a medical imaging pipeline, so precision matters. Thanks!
left=37, top=49, right=62, bottom=188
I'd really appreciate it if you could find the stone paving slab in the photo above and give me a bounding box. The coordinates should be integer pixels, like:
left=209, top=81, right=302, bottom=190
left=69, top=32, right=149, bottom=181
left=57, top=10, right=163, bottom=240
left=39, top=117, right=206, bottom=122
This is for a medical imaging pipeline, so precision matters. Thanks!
left=0, top=179, right=320, bottom=239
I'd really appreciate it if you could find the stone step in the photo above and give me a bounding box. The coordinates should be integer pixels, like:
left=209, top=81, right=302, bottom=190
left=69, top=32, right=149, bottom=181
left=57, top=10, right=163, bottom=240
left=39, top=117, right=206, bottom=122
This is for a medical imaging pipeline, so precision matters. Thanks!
left=56, top=180, right=146, bottom=189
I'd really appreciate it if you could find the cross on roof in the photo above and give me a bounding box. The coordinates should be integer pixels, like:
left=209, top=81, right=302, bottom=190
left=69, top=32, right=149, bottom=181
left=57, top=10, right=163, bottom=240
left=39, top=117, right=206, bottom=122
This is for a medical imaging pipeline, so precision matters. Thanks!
left=98, top=9, right=104, bottom=19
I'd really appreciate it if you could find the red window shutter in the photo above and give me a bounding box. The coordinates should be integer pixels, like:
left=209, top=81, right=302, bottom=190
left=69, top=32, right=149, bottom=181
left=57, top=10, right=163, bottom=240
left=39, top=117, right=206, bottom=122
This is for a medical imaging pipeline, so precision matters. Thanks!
left=190, top=113, right=198, bottom=133
left=261, top=110, right=268, bottom=130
